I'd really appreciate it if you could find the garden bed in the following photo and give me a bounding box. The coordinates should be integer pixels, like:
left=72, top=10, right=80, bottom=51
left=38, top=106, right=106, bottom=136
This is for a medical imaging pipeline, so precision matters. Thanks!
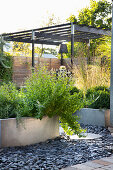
left=0, top=125, right=113, bottom=169
left=76, top=108, right=110, bottom=127
left=0, top=116, right=59, bottom=147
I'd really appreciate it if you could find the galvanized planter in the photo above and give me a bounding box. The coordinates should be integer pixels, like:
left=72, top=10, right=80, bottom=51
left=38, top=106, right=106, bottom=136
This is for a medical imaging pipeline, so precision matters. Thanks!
left=0, top=116, right=59, bottom=147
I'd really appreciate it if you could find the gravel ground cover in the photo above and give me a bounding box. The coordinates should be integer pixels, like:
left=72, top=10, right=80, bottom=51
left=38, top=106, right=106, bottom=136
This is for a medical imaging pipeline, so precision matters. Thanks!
left=0, top=125, right=113, bottom=170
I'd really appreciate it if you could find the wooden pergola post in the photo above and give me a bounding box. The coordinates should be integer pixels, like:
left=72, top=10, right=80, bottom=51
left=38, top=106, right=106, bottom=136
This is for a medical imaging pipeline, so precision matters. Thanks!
left=71, top=23, right=74, bottom=66
left=110, top=0, right=113, bottom=127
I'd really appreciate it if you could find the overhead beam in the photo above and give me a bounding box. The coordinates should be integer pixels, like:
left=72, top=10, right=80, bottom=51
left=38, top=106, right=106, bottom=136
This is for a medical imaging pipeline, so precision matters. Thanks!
left=74, top=34, right=102, bottom=39
left=74, top=24, right=111, bottom=36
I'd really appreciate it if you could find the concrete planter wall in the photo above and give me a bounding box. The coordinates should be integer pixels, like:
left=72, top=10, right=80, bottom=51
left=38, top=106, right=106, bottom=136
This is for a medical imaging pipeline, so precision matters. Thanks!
left=76, top=108, right=110, bottom=127
left=0, top=116, right=59, bottom=147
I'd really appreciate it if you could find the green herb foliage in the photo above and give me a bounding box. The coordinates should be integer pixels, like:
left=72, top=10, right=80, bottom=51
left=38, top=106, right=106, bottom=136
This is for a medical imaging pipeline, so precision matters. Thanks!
left=70, top=87, right=80, bottom=95
left=23, top=67, right=85, bottom=135
left=0, top=82, right=22, bottom=119
left=0, top=67, right=86, bottom=136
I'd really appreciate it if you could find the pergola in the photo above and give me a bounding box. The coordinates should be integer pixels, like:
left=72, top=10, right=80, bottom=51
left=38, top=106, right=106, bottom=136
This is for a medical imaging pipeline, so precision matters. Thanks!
left=0, top=22, right=113, bottom=126
left=1, top=22, right=111, bottom=66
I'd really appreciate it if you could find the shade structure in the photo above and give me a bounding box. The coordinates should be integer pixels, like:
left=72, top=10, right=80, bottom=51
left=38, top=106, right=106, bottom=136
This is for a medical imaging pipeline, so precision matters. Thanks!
left=1, top=22, right=111, bottom=67
left=1, top=22, right=111, bottom=45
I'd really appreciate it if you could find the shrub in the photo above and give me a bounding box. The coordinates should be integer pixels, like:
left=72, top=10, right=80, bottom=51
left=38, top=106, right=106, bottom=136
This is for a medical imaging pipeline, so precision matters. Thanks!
left=0, top=83, right=20, bottom=118
left=22, top=67, right=85, bottom=135
left=86, top=86, right=110, bottom=109
left=0, top=67, right=86, bottom=136
left=70, top=86, right=80, bottom=95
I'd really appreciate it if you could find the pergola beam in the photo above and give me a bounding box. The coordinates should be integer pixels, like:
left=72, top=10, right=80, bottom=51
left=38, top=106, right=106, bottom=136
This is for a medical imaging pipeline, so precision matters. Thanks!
left=74, top=24, right=111, bottom=36
left=74, top=34, right=102, bottom=39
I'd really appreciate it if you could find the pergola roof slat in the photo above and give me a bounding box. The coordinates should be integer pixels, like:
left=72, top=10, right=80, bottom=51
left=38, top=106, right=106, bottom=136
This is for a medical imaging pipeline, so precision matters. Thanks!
left=7, top=37, right=61, bottom=46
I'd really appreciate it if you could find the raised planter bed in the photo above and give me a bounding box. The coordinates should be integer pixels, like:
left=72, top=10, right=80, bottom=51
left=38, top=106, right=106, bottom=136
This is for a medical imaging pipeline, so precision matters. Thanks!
left=0, top=116, right=59, bottom=147
left=76, top=108, right=110, bottom=127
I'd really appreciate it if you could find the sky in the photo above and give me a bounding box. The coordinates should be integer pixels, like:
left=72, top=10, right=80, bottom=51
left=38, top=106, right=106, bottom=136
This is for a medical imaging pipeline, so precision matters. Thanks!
left=0, top=0, right=111, bottom=34
left=0, top=0, right=92, bottom=34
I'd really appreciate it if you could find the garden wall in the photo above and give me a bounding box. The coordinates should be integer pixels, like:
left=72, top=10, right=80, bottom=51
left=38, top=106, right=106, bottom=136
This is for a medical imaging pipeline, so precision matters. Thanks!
left=0, top=116, right=59, bottom=147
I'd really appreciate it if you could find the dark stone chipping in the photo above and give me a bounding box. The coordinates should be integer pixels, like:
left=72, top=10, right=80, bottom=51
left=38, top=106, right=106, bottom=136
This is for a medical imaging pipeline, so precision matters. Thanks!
left=0, top=125, right=113, bottom=170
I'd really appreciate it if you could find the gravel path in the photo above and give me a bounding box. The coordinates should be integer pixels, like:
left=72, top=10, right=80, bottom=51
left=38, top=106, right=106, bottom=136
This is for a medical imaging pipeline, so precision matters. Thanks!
left=0, top=125, right=113, bottom=170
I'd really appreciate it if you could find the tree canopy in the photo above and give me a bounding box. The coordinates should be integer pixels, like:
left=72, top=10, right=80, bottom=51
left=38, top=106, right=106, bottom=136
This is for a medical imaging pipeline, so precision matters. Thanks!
left=67, top=0, right=112, bottom=29
left=66, top=0, right=111, bottom=63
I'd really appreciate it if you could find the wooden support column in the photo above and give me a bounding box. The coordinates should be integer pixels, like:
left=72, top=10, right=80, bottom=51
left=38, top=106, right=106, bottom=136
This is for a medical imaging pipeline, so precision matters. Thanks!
left=32, top=30, right=35, bottom=71
left=71, top=23, right=74, bottom=66
left=110, top=1, right=113, bottom=127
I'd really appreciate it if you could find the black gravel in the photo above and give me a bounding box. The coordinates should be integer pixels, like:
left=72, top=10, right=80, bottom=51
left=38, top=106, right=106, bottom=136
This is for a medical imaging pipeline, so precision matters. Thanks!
left=0, top=125, right=113, bottom=170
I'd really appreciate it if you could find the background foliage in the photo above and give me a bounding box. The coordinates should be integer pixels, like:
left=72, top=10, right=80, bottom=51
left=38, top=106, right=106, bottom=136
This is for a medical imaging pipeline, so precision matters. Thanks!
left=0, top=82, right=21, bottom=119
left=0, top=53, right=13, bottom=84
left=66, top=0, right=111, bottom=64
left=0, top=38, right=13, bottom=83
left=86, top=86, right=110, bottom=109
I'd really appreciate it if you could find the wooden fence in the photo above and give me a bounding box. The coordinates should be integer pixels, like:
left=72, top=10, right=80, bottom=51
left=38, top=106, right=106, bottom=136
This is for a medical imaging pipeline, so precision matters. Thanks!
left=12, top=56, right=88, bottom=87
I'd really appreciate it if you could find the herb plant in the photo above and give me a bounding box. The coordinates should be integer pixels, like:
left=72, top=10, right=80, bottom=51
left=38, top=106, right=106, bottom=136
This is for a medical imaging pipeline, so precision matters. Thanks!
left=0, top=67, right=86, bottom=136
